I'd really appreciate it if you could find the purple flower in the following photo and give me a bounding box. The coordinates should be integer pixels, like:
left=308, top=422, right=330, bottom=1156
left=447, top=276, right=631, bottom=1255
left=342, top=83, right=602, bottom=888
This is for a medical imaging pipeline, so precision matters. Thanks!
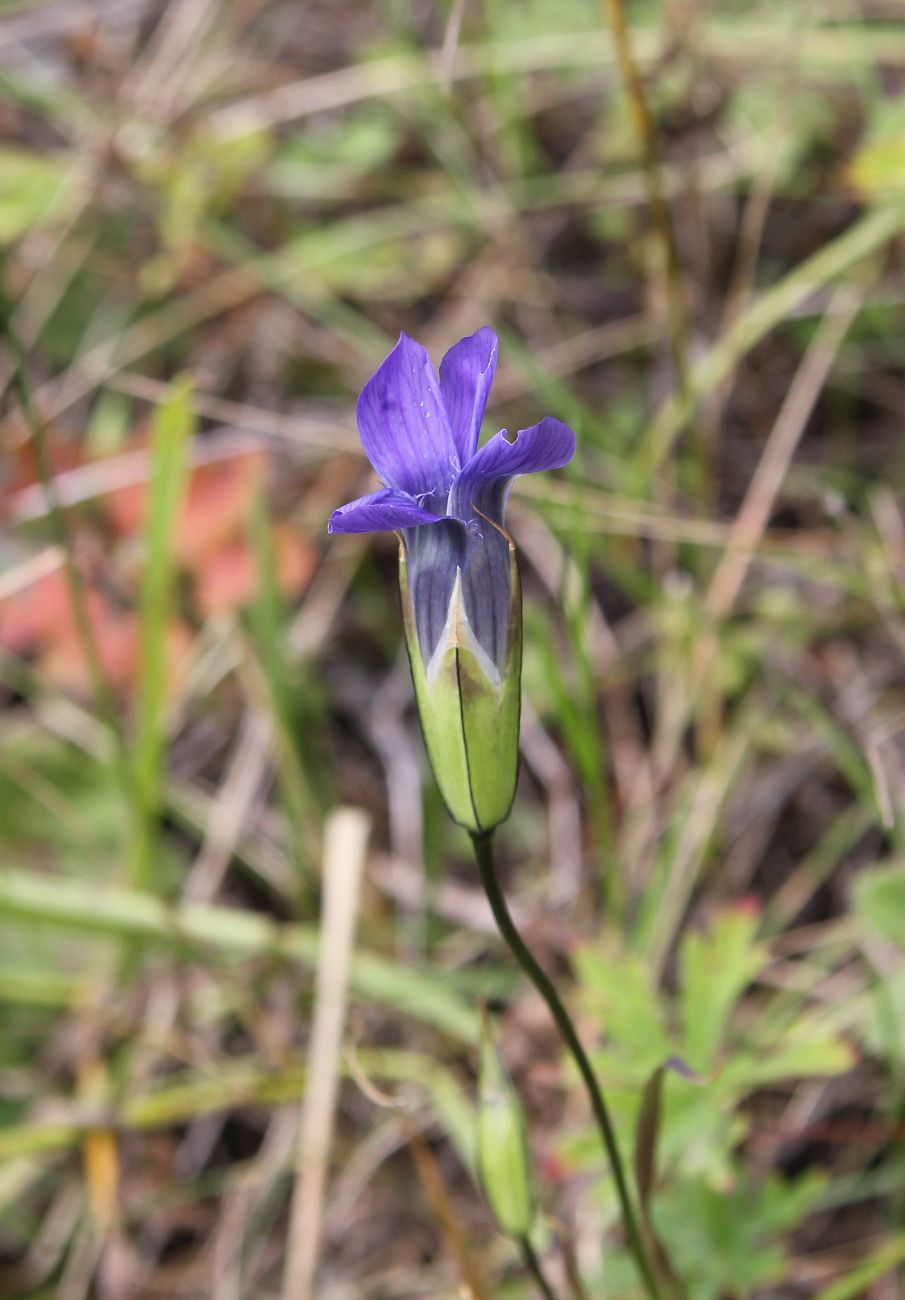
left=328, top=328, right=576, bottom=679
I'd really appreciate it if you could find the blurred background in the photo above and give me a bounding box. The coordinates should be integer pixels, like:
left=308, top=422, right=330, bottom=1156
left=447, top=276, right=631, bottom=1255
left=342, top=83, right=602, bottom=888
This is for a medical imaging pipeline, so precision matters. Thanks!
left=3, top=0, right=905, bottom=1296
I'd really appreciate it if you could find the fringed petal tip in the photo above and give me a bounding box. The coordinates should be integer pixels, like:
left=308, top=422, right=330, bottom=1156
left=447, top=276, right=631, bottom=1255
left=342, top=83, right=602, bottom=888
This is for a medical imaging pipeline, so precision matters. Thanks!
left=496, top=415, right=576, bottom=474
left=448, top=415, right=576, bottom=529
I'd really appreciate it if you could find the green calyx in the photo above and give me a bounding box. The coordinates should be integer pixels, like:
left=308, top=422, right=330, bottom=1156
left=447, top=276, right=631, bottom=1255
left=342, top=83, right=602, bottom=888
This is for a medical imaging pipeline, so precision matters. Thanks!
left=399, top=542, right=522, bottom=835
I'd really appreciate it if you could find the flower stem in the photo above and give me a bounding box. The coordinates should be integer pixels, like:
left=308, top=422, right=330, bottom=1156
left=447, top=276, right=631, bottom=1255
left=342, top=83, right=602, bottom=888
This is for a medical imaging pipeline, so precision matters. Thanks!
left=471, top=831, right=667, bottom=1300
left=519, top=1235, right=560, bottom=1300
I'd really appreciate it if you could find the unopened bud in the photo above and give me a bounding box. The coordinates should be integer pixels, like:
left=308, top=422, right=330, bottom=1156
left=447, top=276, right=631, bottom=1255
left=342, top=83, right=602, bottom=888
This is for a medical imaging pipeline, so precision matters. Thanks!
left=476, top=1010, right=535, bottom=1237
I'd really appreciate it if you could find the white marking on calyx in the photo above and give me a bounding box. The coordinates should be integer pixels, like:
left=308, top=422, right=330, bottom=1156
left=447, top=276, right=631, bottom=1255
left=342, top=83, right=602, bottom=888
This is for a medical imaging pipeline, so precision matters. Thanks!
left=426, top=569, right=501, bottom=689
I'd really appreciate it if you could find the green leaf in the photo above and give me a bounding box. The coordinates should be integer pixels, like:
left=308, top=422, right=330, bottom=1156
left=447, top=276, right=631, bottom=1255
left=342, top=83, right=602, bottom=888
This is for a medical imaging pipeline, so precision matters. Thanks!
left=0, top=867, right=478, bottom=1042
left=635, top=1057, right=700, bottom=1212
left=815, top=1233, right=905, bottom=1300
left=246, top=484, right=320, bottom=873
left=268, top=111, right=400, bottom=199
left=654, top=1171, right=826, bottom=1300
left=680, top=906, right=765, bottom=1073
left=129, top=376, right=194, bottom=890
left=854, top=863, right=905, bottom=951
left=635, top=1064, right=665, bottom=1212
left=575, top=947, right=672, bottom=1068
left=0, top=147, right=69, bottom=245
left=722, top=1034, right=854, bottom=1089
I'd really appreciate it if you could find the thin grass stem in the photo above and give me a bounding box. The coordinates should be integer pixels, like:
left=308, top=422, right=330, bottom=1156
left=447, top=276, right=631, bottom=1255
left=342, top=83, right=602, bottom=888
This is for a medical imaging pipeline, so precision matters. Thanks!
left=519, top=1235, right=560, bottom=1300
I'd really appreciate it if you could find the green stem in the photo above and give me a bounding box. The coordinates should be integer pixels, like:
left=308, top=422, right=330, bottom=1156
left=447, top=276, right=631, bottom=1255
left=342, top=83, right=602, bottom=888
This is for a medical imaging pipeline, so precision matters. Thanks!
left=519, top=1235, right=560, bottom=1300
left=471, top=831, right=668, bottom=1300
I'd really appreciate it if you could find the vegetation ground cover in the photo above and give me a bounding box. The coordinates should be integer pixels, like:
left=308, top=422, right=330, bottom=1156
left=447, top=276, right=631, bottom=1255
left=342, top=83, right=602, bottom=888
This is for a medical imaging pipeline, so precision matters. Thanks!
left=3, top=1, right=905, bottom=1296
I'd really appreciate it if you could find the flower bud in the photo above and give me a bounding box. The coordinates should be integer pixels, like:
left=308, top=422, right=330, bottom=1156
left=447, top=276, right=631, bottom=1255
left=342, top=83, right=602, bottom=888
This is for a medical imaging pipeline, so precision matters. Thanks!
left=476, top=1009, right=535, bottom=1238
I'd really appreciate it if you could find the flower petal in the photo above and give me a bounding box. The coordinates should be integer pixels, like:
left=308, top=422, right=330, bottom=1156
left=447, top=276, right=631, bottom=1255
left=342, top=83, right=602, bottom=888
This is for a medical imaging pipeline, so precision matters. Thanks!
left=439, top=326, right=499, bottom=465
left=459, top=530, right=515, bottom=674
left=447, top=416, right=575, bottom=670
left=404, top=519, right=468, bottom=663
left=356, top=333, right=458, bottom=501
left=327, top=488, right=443, bottom=534
left=448, top=416, right=576, bottom=529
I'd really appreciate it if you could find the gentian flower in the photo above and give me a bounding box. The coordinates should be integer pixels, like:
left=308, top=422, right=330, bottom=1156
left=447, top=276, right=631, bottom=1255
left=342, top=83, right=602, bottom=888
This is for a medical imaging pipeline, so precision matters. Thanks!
left=329, top=328, right=575, bottom=832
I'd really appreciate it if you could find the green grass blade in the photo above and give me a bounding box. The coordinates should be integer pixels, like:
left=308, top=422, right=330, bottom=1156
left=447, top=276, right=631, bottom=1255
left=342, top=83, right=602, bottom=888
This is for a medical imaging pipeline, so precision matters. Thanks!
left=129, top=376, right=194, bottom=890
left=0, top=867, right=478, bottom=1042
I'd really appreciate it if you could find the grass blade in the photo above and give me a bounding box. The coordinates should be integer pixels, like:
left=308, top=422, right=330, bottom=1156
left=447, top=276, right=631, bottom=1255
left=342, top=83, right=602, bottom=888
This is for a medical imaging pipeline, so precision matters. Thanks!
left=129, top=377, right=194, bottom=890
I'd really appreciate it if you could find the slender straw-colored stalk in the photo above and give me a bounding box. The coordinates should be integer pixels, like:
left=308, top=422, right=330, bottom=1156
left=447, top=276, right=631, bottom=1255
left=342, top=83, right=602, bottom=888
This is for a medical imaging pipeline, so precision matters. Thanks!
left=282, top=808, right=369, bottom=1300
left=600, top=0, right=687, bottom=376
left=470, top=831, right=668, bottom=1300
left=600, top=0, right=699, bottom=497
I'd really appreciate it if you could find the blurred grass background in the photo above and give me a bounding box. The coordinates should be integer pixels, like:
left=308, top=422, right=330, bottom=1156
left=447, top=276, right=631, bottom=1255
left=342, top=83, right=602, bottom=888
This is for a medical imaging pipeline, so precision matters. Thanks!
left=3, top=0, right=905, bottom=1296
